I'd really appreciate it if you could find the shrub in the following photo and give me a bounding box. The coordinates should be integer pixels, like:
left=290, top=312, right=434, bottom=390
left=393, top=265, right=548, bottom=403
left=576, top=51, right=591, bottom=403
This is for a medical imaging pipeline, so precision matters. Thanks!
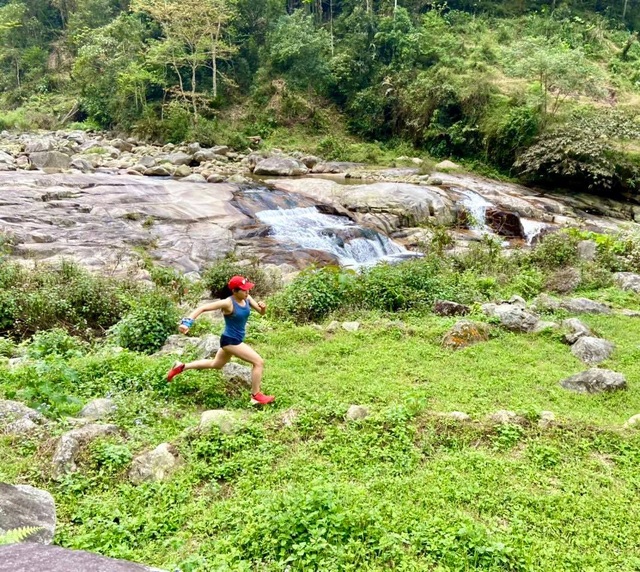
left=109, top=293, right=179, bottom=353
left=529, top=231, right=580, bottom=269
left=270, top=266, right=357, bottom=323
left=0, top=337, right=15, bottom=358
left=26, top=328, right=87, bottom=360
left=201, top=257, right=280, bottom=299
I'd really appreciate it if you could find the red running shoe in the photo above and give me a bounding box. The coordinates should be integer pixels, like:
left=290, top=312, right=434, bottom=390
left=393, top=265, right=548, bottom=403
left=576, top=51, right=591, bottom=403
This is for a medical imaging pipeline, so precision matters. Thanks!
left=167, top=361, right=185, bottom=382
left=250, top=392, right=275, bottom=405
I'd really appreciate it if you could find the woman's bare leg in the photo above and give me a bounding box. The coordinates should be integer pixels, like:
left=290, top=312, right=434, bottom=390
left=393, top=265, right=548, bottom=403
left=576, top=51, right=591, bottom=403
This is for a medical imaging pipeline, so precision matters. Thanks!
left=222, top=343, right=264, bottom=395
left=184, top=348, right=232, bottom=371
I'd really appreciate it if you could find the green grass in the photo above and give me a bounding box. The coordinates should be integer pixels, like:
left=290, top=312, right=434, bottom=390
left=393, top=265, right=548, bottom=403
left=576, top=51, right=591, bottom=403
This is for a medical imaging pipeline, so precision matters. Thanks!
left=1, top=309, right=640, bottom=570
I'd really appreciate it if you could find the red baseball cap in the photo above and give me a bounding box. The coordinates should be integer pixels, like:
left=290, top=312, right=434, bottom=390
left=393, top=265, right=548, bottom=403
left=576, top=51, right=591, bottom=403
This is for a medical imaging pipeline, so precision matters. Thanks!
left=228, top=275, right=255, bottom=291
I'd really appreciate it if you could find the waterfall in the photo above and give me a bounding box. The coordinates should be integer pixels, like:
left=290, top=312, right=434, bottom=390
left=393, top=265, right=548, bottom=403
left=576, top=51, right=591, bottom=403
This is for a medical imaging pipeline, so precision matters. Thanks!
left=520, top=218, right=547, bottom=245
left=256, top=206, right=416, bottom=268
left=460, top=190, right=493, bottom=230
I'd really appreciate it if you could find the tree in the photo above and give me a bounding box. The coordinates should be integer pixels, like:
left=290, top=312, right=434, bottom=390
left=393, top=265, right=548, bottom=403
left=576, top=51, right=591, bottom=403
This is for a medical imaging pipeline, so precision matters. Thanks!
left=505, top=38, right=607, bottom=119
left=131, top=0, right=236, bottom=119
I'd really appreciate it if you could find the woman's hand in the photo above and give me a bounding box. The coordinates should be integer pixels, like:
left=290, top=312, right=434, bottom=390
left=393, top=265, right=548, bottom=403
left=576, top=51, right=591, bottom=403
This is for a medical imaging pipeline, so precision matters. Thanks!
left=178, top=324, right=190, bottom=334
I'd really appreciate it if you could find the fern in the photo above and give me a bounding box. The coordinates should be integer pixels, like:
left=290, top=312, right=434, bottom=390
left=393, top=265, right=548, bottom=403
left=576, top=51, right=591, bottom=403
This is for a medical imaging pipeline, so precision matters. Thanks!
left=0, top=526, right=42, bottom=545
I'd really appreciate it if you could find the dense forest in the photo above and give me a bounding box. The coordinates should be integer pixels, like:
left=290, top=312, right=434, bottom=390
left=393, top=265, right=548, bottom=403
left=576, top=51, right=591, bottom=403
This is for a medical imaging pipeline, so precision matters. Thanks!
left=1, top=0, right=640, bottom=193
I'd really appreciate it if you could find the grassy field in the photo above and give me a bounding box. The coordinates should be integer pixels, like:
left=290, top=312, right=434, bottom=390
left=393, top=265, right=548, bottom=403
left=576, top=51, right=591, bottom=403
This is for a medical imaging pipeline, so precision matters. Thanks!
left=2, top=300, right=640, bottom=571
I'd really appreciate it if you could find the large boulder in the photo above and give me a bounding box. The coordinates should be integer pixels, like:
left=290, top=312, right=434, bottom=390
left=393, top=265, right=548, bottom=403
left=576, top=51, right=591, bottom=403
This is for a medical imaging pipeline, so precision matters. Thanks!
left=128, top=443, right=181, bottom=485
left=52, top=424, right=120, bottom=479
left=0, top=484, right=56, bottom=544
left=253, top=157, right=308, bottom=176
left=485, top=208, right=523, bottom=238
left=28, top=151, right=71, bottom=170
left=560, top=369, right=626, bottom=394
left=0, top=544, right=165, bottom=572
left=560, top=298, right=611, bottom=314
left=433, top=300, right=470, bottom=317
left=221, top=363, right=251, bottom=387
left=570, top=336, right=615, bottom=365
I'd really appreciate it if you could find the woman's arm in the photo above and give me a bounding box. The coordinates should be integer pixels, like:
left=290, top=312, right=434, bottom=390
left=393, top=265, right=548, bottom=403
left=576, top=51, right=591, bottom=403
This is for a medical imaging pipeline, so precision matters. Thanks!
left=248, top=295, right=267, bottom=316
left=179, top=298, right=232, bottom=333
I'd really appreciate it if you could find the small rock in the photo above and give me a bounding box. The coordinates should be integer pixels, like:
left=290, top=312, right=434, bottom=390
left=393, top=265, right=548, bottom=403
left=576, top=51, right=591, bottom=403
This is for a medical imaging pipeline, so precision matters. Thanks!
left=173, top=164, right=192, bottom=178
left=143, top=165, right=172, bottom=177
left=482, top=303, right=539, bottom=332
left=620, top=309, right=640, bottom=317
left=545, top=267, right=581, bottom=294
left=346, top=405, right=369, bottom=421
left=448, top=411, right=471, bottom=422
left=182, top=173, right=207, bottom=183
left=341, top=321, right=360, bottom=332
left=4, top=417, right=40, bottom=436
left=562, top=318, right=593, bottom=345
left=625, top=414, right=640, bottom=427
left=560, top=369, right=627, bottom=394
left=577, top=240, right=597, bottom=262
left=226, top=173, right=250, bottom=184
left=325, top=321, right=340, bottom=333
left=206, top=173, right=225, bottom=183
left=434, top=160, right=460, bottom=170
left=281, top=409, right=299, bottom=428
left=199, top=410, right=241, bottom=434
left=78, top=398, right=116, bottom=421
left=129, top=443, right=181, bottom=484
left=433, top=300, right=470, bottom=317
left=442, top=321, right=490, bottom=350
left=532, top=321, right=558, bottom=333
left=538, top=410, right=555, bottom=428
left=489, top=410, right=520, bottom=424
left=570, top=336, right=614, bottom=365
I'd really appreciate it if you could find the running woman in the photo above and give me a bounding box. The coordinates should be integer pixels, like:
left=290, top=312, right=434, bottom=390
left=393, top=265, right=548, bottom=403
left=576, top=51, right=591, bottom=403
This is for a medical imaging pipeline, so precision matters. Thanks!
left=166, top=275, right=275, bottom=405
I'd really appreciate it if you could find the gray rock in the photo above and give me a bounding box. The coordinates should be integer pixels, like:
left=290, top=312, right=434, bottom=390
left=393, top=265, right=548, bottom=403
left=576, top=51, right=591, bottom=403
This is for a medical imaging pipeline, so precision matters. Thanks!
left=143, top=165, right=172, bottom=177
left=194, top=149, right=218, bottom=163
left=301, top=155, right=321, bottom=168
left=0, top=400, right=46, bottom=428
left=78, top=398, right=117, bottom=421
left=199, top=410, right=241, bottom=434
left=162, top=152, right=192, bottom=166
left=280, top=409, right=299, bottom=428
left=532, top=320, right=558, bottom=333
left=442, top=320, right=490, bottom=350
left=447, top=411, right=471, bottom=422
left=187, top=142, right=201, bottom=154
left=341, top=321, right=360, bottom=332
left=489, top=410, right=521, bottom=424
left=433, top=300, right=470, bottom=317
left=221, top=362, right=251, bottom=387
left=69, top=158, right=93, bottom=172
left=613, top=272, right=640, bottom=293
left=129, top=443, right=181, bottom=484
left=52, top=424, right=120, bottom=478
left=560, top=369, right=627, bottom=394
left=253, top=157, right=308, bottom=176
left=182, top=173, right=207, bottom=183
left=226, top=173, right=250, bottom=184
left=206, top=173, right=225, bottom=183
left=434, top=160, right=460, bottom=170
left=624, top=413, right=640, bottom=427
left=0, top=544, right=165, bottom=572
left=577, top=240, right=597, bottom=261
left=111, top=139, right=134, bottom=153
left=24, top=138, right=54, bottom=153
left=0, top=483, right=56, bottom=544
left=29, top=151, right=70, bottom=170
left=620, top=309, right=640, bottom=317
left=173, top=165, right=192, bottom=178
left=571, top=336, right=614, bottom=365
left=562, top=318, right=593, bottom=344
left=4, top=418, right=39, bottom=436
left=346, top=405, right=369, bottom=421
left=325, top=321, right=340, bottom=333
left=482, top=303, right=539, bottom=332
left=531, top=293, right=561, bottom=312
left=212, top=145, right=230, bottom=157
left=0, top=151, right=15, bottom=166
left=538, top=411, right=555, bottom=428
left=560, top=298, right=611, bottom=314
left=545, top=267, right=581, bottom=294
left=137, top=156, right=156, bottom=168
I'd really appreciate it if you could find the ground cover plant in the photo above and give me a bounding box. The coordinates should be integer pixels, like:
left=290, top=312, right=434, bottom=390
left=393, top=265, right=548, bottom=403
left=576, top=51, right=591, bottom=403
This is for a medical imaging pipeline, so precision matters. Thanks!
left=1, top=232, right=640, bottom=570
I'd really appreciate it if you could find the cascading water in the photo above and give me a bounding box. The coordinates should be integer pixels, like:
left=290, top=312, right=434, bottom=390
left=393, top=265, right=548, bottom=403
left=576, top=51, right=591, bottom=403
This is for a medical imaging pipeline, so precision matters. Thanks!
left=460, top=190, right=493, bottom=231
left=255, top=206, right=416, bottom=268
left=519, top=218, right=547, bottom=245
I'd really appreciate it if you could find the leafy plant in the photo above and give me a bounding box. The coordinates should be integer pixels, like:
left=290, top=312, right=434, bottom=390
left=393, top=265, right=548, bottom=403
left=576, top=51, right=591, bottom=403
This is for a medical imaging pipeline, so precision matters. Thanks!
left=0, top=526, right=43, bottom=545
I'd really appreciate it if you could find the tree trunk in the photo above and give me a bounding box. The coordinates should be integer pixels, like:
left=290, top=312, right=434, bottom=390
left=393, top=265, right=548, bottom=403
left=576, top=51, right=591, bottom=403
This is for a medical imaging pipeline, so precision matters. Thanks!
left=211, top=19, right=221, bottom=98
left=621, top=32, right=638, bottom=59
left=623, top=0, right=629, bottom=19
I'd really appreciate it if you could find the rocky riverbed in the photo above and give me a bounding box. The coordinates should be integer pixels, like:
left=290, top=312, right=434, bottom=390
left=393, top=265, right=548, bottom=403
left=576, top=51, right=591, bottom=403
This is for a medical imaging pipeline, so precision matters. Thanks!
left=1, top=130, right=640, bottom=275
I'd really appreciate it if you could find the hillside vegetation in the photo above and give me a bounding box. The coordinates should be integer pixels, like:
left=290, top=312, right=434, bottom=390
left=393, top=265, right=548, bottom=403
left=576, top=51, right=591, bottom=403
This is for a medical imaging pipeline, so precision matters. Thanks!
left=1, top=0, right=640, bottom=193
left=1, top=230, right=640, bottom=570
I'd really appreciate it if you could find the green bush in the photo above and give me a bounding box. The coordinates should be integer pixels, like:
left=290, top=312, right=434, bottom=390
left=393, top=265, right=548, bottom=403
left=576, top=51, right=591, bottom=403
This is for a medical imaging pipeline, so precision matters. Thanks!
left=529, top=231, right=580, bottom=269
left=201, top=257, right=279, bottom=299
left=109, top=293, right=179, bottom=353
left=0, top=337, right=15, bottom=358
left=270, top=266, right=357, bottom=323
left=26, top=328, right=87, bottom=360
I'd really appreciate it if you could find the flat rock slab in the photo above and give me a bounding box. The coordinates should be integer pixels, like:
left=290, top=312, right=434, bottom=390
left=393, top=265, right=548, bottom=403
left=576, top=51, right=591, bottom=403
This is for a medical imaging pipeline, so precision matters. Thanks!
left=560, top=369, right=627, bottom=394
left=0, top=544, right=164, bottom=572
left=0, top=484, right=56, bottom=544
left=560, top=298, right=611, bottom=314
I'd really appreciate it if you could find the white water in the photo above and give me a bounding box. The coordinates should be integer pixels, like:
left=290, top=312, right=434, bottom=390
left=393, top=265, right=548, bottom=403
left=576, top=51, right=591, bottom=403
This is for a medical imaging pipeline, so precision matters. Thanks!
left=520, top=218, right=548, bottom=245
left=256, top=206, right=416, bottom=267
left=460, top=190, right=493, bottom=230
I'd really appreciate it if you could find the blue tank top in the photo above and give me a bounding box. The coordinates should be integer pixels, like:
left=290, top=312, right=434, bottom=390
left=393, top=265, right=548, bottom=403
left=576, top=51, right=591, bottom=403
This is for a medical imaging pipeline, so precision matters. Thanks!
left=223, top=297, right=251, bottom=340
